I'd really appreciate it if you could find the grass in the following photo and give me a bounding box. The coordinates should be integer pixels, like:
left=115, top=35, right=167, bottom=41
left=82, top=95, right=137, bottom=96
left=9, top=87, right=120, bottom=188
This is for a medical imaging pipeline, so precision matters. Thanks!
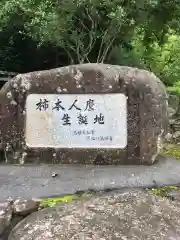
left=40, top=186, right=180, bottom=208
left=161, top=143, right=180, bottom=160
left=39, top=191, right=92, bottom=209
left=39, top=195, right=79, bottom=208
left=149, top=186, right=180, bottom=197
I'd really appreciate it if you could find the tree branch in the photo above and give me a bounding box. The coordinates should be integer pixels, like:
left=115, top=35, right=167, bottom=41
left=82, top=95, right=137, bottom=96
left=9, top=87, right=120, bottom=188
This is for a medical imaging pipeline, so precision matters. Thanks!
left=82, top=7, right=98, bottom=61
left=97, top=29, right=108, bottom=63
left=99, top=24, right=122, bottom=63
left=100, top=35, right=116, bottom=62
left=63, top=46, right=74, bottom=64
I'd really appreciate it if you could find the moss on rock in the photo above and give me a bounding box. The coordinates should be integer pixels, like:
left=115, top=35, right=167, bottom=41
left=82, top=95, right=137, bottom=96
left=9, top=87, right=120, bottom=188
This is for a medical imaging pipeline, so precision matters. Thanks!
left=161, top=143, right=180, bottom=160
left=39, top=195, right=79, bottom=208
left=39, top=191, right=93, bottom=208
left=149, top=186, right=180, bottom=197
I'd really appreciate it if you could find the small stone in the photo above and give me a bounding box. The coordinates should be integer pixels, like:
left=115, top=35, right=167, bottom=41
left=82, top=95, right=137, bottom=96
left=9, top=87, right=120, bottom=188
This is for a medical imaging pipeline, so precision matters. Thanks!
left=56, top=87, right=62, bottom=92
left=13, top=199, right=39, bottom=216
left=6, top=92, right=12, bottom=99
left=165, top=133, right=173, bottom=141
left=167, top=191, right=180, bottom=201
left=173, top=131, right=180, bottom=139
left=0, top=201, right=13, bottom=234
left=52, top=172, right=58, bottom=178
left=168, top=107, right=176, bottom=117
left=10, top=100, right=17, bottom=105
left=169, top=118, right=176, bottom=125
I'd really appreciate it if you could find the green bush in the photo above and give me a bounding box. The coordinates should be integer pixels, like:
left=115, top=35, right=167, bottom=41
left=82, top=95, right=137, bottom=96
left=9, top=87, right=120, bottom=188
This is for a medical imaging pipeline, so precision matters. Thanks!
left=167, top=81, right=180, bottom=96
left=161, top=144, right=180, bottom=160
left=149, top=186, right=180, bottom=197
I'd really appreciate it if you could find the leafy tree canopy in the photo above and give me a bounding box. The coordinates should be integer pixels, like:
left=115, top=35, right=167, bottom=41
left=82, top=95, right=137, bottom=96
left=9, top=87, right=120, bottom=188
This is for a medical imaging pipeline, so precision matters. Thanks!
left=1, top=0, right=180, bottom=65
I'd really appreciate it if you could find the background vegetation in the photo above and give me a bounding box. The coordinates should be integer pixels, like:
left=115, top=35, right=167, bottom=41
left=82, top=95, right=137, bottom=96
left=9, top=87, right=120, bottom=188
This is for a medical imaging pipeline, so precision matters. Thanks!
left=0, top=0, right=180, bottom=105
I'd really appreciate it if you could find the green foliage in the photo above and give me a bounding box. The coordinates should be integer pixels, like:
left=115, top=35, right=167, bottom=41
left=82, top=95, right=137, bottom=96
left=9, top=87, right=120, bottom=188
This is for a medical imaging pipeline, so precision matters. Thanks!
left=149, top=186, right=180, bottom=197
left=167, top=81, right=180, bottom=116
left=146, top=34, right=180, bottom=85
left=0, top=0, right=133, bottom=63
left=39, top=191, right=93, bottom=208
left=0, top=0, right=180, bottom=81
left=161, top=144, right=180, bottom=160
left=167, top=81, right=180, bottom=96
left=116, top=31, right=180, bottom=86
left=24, top=0, right=142, bottom=63
left=1, top=0, right=180, bottom=66
left=40, top=194, right=82, bottom=208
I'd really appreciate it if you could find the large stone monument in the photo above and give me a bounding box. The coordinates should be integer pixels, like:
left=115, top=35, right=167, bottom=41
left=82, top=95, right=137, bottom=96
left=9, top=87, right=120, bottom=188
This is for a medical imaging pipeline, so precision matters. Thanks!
left=0, top=63, right=168, bottom=165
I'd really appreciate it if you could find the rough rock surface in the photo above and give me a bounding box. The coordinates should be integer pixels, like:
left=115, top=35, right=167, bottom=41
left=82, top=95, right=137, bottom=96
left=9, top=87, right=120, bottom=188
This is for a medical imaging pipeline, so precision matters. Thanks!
left=170, top=118, right=180, bottom=143
left=0, top=201, right=12, bottom=235
left=0, top=63, right=168, bottom=165
left=8, top=189, right=180, bottom=240
left=0, top=199, right=40, bottom=239
left=13, top=199, right=39, bottom=216
left=167, top=94, right=180, bottom=143
left=167, top=190, right=180, bottom=201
